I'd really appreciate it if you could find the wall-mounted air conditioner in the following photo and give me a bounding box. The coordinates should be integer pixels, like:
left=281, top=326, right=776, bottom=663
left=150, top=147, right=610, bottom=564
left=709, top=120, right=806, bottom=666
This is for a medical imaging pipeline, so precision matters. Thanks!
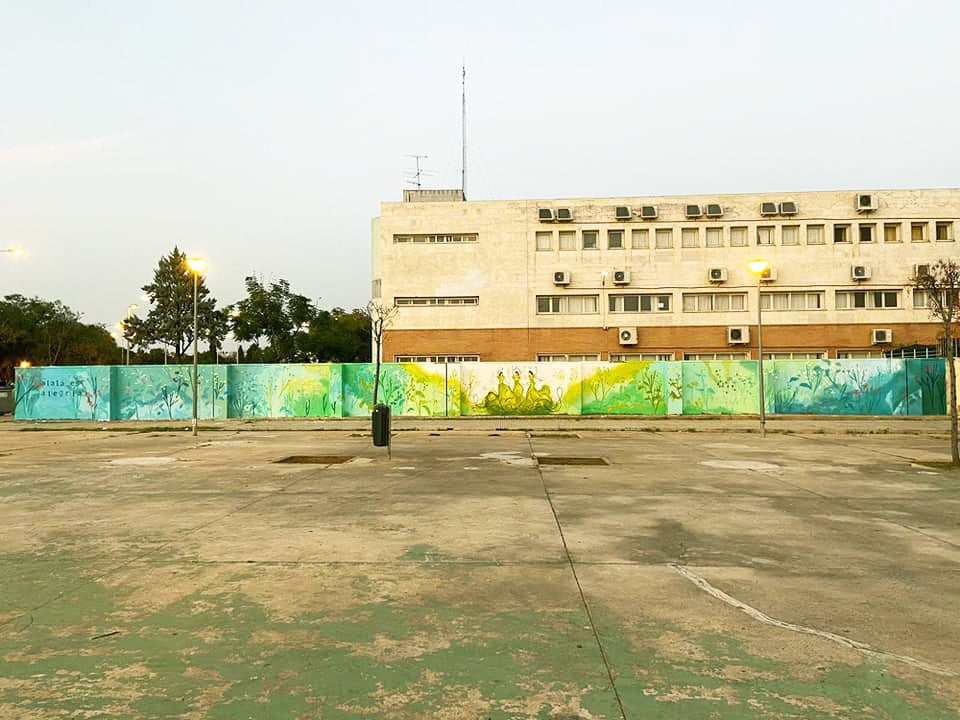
left=618, top=327, right=638, bottom=345
left=612, top=270, right=631, bottom=284
left=556, top=207, right=574, bottom=222
left=685, top=204, right=703, bottom=219
left=760, top=267, right=778, bottom=282
left=615, top=206, right=632, bottom=220
left=639, top=205, right=658, bottom=219
left=728, top=326, right=750, bottom=344
left=914, top=263, right=931, bottom=277
left=760, top=202, right=779, bottom=216
left=852, top=265, right=871, bottom=280
left=708, top=267, right=728, bottom=283
left=857, top=193, right=878, bottom=212
left=872, top=328, right=893, bottom=344
left=705, top=203, right=723, bottom=217
left=538, top=208, right=556, bottom=222
left=553, top=271, right=571, bottom=285
left=780, top=201, right=799, bottom=215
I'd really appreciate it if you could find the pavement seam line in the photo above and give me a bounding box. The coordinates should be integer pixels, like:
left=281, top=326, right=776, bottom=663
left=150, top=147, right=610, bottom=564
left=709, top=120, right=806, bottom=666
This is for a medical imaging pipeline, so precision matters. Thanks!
left=526, top=433, right=628, bottom=720
left=670, top=564, right=958, bottom=677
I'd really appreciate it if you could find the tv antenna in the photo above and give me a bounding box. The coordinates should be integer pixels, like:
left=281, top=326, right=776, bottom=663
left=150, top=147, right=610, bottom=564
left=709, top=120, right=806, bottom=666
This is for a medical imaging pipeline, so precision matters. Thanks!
left=403, top=154, right=431, bottom=188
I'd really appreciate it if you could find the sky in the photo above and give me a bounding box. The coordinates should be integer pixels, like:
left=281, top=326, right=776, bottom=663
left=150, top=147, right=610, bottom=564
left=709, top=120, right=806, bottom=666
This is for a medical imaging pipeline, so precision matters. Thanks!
left=1, top=0, right=958, bottom=329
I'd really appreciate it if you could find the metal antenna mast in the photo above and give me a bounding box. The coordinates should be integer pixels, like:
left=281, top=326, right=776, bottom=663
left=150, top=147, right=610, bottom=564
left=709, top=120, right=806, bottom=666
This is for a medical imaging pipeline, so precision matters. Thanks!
left=461, top=63, right=467, bottom=199
left=403, top=154, right=429, bottom=188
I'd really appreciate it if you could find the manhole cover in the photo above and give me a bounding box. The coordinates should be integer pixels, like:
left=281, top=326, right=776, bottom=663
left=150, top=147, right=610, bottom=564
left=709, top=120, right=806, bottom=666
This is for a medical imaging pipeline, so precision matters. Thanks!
left=537, top=456, right=608, bottom=466
left=275, top=455, right=354, bottom=464
left=529, top=432, right=581, bottom=438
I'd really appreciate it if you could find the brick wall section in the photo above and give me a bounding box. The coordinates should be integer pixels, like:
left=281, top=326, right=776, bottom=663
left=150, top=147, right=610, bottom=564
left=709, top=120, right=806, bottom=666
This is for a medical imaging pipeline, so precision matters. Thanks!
left=383, top=322, right=943, bottom=360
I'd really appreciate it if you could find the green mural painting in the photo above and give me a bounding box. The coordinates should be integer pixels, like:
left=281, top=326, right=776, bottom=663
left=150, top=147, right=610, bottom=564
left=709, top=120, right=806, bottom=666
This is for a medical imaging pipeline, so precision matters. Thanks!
left=14, top=359, right=949, bottom=420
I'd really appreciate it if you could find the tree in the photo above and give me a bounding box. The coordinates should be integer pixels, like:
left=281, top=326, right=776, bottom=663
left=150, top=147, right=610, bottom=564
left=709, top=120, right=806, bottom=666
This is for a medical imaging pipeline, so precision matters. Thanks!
left=365, top=301, right=398, bottom=406
left=231, top=276, right=317, bottom=363
left=134, top=247, right=219, bottom=362
left=912, top=259, right=960, bottom=463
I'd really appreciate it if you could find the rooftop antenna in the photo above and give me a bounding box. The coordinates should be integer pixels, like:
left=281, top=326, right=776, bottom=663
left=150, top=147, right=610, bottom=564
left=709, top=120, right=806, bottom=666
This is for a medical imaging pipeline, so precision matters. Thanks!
left=461, top=62, right=467, bottom=199
left=403, top=154, right=430, bottom=188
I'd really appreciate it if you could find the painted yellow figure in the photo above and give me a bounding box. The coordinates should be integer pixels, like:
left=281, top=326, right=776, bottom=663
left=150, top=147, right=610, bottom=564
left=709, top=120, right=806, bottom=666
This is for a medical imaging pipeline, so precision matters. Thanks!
left=526, top=370, right=553, bottom=410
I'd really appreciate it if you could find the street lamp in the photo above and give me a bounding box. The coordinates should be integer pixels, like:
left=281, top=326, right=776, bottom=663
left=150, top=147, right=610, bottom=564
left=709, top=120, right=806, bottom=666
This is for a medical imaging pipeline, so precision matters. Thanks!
left=600, top=271, right=608, bottom=331
left=125, top=304, right=139, bottom=365
left=186, top=257, right=208, bottom=437
left=747, top=260, right=769, bottom=438
left=4, top=247, right=25, bottom=258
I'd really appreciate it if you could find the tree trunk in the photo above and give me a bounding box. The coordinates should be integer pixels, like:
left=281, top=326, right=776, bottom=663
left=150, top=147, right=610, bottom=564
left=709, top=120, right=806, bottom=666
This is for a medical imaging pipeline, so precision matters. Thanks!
left=948, top=333, right=959, bottom=464
left=373, top=341, right=381, bottom=407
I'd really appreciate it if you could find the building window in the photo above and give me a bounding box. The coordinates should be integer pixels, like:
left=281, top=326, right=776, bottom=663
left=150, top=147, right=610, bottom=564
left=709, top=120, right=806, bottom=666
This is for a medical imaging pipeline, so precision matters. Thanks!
left=535, top=231, right=552, bottom=251
left=394, top=233, right=478, bottom=243
left=911, top=222, right=928, bottom=243
left=757, top=226, right=774, bottom=245
left=884, top=223, right=901, bottom=243
left=913, top=288, right=945, bottom=309
left=705, top=227, right=723, bottom=247
left=608, top=230, right=624, bottom=249
left=631, top=228, right=648, bottom=249
left=559, top=230, right=576, bottom=250
left=681, top=293, right=747, bottom=312
left=610, top=353, right=675, bottom=362
left=760, top=291, right=825, bottom=311
left=395, top=355, right=480, bottom=363
left=764, top=351, right=825, bottom=360
left=837, top=350, right=883, bottom=359
left=395, top=296, right=479, bottom=306
left=859, top=224, right=875, bottom=243
left=655, top=228, right=673, bottom=249
left=833, top=224, right=850, bottom=243
left=806, top=225, right=825, bottom=245
left=936, top=222, right=954, bottom=242
left=781, top=225, right=799, bottom=246
left=609, top=294, right=672, bottom=312
left=536, top=295, right=599, bottom=314
left=684, top=352, right=748, bottom=360
left=681, top=227, right=699, bottom=248
left=537, top=353, right=600, bottom=362
left=835, top=290, right=900, bottom=309
left=730, top=226, right=748, bottom=247
left=372, top=278, right=382, bottom=297
left=582, top=230, right=599, bottom=249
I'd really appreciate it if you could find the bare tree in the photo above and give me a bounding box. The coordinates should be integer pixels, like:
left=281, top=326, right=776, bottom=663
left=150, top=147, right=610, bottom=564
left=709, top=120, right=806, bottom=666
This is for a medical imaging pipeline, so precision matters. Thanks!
left=912, top=259, right=960, bottom=463
left=365, top=301, right=399, bottom=406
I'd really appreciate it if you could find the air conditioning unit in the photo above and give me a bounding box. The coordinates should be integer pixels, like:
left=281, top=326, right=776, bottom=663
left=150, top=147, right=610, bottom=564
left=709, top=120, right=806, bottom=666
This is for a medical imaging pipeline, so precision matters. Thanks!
left=915, top=263, right=931, bottom=277
left=556, top=207, right=574, bottom=222
left=705, top=203, right=723, bottom=217
left=553, top=271, right=571, bottom=285
left=780, top=201, right=798, bottom=215
left=615, top=206, right=632, bottom=220
left=872, top=328, right=893, bottom=344
left=852, top=265, right=871, bottom=280
left=618, top=327, right=638, bottom=345
left=612, top=270, right=631, bottom=284
left=685, top=204, right=703, bottom=218
left=639, top=205, right=658, bottom=219
left=728, top=326, right=750, bottom=345
left=760, top=202, right=778, bottom=216
left=857, top=193, right=878, bottom=212
left=707, top=267, right=728, bottom=283
left=538, top=208, right=556, bottom=222
left=759, top=267, right=778, bottom=282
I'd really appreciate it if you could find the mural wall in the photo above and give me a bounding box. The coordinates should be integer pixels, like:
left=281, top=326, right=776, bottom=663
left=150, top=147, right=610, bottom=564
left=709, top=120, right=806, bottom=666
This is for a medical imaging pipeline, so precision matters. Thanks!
left=14, top=359, right=947, bottom=420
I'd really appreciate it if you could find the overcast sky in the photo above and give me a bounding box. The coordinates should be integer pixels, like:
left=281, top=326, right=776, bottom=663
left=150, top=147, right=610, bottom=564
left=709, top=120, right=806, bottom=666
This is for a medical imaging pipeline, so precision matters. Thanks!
left=1, top=0, right=957, bottom=328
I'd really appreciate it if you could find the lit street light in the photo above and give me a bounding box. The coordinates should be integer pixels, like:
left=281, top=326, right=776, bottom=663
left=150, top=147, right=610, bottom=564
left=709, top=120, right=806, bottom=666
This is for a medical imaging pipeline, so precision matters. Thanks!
left=186, top=257, right=207, bottom=437
left=4, top=247, right=25, bottom=258
left=747, top=260, right=770, bottom=438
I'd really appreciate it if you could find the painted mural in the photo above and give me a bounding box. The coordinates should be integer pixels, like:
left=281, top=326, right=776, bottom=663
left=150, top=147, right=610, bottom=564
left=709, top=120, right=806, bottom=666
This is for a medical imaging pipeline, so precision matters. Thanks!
left=458, top=364, right=581, bottom=415
left=13, top=359, right=948, bottom=420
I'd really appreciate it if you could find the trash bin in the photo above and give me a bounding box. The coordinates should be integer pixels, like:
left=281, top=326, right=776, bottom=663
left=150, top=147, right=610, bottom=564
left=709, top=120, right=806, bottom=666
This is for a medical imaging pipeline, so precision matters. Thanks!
left=0, top=385, right=12, bottom=416
left=372, top=403, right=391, bottom=447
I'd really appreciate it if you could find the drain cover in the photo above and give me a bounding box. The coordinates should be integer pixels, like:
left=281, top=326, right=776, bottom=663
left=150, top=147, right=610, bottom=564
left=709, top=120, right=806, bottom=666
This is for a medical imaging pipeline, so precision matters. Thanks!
left=275, top=455, right=354, bottom=464
left=529, top=432, right=581, bottom=439
left=537, top=456, right=608, bottom=466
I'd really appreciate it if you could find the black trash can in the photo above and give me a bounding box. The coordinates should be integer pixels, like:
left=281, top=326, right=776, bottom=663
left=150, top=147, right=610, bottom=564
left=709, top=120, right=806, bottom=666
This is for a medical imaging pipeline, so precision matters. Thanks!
left=0, top=385, right=12, bottom=416
left=372, top=403, right=391, bottom=447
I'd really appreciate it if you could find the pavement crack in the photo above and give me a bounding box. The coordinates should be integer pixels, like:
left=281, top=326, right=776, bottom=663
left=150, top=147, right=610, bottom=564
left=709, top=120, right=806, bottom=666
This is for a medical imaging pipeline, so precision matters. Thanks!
left=670, top=563, right=957, bottom=678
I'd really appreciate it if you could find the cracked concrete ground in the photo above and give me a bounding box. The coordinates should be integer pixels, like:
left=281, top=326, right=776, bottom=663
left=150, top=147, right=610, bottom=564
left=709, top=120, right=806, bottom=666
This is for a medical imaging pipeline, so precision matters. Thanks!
left=0, top=418, right=958, bottom=718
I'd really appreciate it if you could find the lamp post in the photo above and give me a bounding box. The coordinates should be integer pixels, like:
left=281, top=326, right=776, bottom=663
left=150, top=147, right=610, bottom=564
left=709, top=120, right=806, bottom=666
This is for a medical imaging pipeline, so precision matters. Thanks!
left=125, top=304, right=139, bottom=365
left=186, top=257, right=208, bottom=437
left=600, top=271, right=608, bottom=331
left=4, top=247, right=25, bottom=258
left=747, top=260, right=769, bottom=438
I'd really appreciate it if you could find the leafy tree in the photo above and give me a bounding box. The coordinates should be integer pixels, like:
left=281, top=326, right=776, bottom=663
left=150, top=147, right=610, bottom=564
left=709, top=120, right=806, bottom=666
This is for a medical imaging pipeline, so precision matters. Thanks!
left=133, top=247, right=219, bottom=362
left=912, top=259, right=960, bottom=463
left=231, top=276, right=316, bottom=362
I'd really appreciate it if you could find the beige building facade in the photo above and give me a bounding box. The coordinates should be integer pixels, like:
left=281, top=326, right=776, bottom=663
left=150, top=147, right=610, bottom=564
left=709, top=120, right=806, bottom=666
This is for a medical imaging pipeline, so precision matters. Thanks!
left=372, top=188, right=960, bottom=362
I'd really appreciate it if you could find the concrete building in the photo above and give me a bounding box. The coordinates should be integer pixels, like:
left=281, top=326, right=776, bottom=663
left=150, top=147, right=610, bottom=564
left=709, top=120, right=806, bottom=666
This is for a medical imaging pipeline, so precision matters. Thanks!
left=371, top=188, right=959, bottom=362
